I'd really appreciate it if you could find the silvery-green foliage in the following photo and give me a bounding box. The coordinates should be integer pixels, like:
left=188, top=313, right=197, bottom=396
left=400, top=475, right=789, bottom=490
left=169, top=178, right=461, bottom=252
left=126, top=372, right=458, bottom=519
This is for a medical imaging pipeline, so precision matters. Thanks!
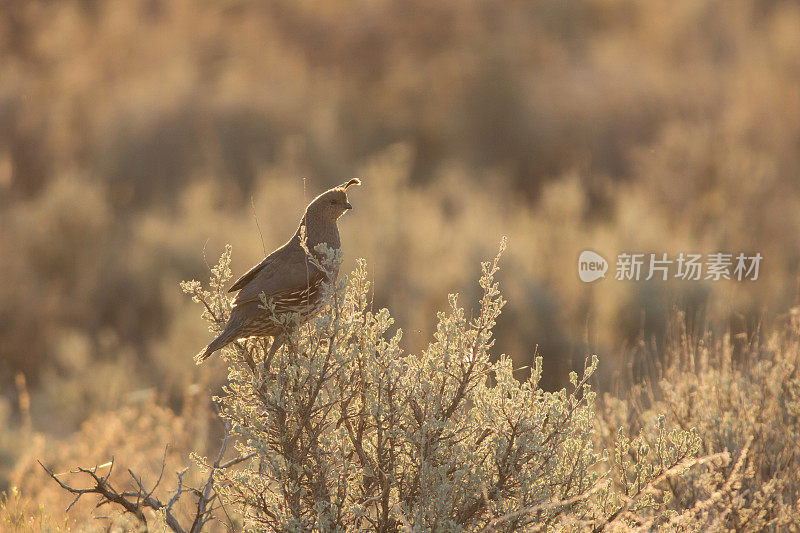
left=185, top=242, right=703, bottom=532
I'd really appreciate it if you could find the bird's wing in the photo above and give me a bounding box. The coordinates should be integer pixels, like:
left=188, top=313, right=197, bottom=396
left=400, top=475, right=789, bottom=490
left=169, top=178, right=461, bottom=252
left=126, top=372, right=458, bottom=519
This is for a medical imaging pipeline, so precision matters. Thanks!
left=231, top=245, right=323, bottom=306
left=228, top=248, right=281, bottom=293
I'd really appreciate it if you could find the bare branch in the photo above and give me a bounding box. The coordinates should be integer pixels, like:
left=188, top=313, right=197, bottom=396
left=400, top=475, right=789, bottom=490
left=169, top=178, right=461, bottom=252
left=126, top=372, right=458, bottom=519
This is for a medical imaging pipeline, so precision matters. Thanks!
left=40, top=410, right=250, bottom=533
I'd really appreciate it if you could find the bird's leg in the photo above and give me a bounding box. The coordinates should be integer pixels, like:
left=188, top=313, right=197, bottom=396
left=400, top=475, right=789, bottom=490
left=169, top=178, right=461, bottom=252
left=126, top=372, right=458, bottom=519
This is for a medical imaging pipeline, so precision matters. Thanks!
left=264, top=334, right=285, bottom=370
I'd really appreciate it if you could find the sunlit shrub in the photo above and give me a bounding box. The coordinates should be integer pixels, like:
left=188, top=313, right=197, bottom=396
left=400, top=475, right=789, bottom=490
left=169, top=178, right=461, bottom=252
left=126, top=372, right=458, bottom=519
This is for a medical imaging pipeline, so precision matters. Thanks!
left=180, top=244, right=709, bottom=531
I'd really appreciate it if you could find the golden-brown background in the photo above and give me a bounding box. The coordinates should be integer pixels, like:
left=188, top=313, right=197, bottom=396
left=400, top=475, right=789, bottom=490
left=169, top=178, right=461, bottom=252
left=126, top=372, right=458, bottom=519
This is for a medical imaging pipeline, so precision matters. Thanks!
left=2, top=0, right=800, bottom=520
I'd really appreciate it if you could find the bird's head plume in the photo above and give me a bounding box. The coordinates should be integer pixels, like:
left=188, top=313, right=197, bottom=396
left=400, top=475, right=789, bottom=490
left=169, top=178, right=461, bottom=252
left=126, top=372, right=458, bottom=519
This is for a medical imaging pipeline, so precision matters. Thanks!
left=306, top=178, right=361, bottom=221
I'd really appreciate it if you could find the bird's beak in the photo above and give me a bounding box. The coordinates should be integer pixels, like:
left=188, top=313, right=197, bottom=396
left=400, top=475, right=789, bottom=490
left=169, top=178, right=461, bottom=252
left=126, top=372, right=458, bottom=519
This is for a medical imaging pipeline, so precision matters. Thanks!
left=344, top=202, right=353, bottom=210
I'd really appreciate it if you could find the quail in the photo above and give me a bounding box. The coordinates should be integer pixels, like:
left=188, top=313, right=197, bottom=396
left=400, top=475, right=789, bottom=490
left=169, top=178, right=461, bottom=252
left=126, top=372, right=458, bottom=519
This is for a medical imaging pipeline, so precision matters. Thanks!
left=194, top=178, right=360, bottom=364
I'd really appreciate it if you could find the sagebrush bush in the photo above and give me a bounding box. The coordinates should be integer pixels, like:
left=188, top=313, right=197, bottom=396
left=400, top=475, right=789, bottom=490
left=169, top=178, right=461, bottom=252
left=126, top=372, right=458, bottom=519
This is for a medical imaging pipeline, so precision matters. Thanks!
left=179, top=243, right=716, bottom=532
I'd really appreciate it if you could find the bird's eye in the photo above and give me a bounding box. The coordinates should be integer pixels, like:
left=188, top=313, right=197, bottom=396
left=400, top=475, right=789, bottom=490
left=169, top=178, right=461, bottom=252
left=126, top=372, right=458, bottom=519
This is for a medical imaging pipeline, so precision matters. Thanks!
left=330, top=199, right=336, bottom=204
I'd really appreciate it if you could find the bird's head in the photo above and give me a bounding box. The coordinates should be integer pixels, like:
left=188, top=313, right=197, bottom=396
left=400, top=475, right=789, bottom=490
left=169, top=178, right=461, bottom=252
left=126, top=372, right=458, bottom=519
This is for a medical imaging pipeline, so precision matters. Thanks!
left=307, top=178, right=361, bottom=221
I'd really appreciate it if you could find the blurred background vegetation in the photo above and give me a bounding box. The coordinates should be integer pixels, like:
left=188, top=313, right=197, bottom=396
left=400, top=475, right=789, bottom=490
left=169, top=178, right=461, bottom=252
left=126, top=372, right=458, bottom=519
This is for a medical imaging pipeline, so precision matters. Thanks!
left=2, top=0, right=800, bottom=525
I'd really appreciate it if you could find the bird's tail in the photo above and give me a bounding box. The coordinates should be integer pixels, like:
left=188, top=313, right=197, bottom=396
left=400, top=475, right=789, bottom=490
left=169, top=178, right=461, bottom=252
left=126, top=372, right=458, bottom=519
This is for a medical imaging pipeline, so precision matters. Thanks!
left=194, top=328, right=236, bottom=364
left=194, top=344, right=216, bottom=364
